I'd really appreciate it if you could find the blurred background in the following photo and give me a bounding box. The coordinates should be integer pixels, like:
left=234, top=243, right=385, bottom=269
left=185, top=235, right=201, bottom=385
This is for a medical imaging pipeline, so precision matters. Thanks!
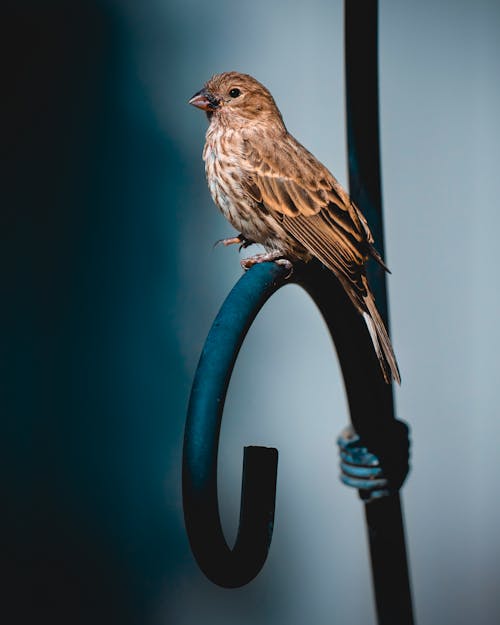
left=3, top=0, right=500, bottom=623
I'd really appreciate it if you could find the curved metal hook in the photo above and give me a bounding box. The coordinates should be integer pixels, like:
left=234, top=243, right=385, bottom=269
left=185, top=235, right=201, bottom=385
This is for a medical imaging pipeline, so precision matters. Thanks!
left=182, top=259, right=409, bottom=588
left=182, top=262, right=288, bottom=588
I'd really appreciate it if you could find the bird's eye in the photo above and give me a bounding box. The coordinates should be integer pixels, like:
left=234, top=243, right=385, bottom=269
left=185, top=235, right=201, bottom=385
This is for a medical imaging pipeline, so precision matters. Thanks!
left=229, top=88, right=241, bottom=98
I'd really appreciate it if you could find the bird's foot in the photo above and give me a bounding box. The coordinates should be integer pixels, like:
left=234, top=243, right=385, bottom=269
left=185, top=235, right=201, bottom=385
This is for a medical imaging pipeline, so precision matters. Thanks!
left=213, top=233, right=254, bottom=251
left=240, top=252, right=294, bottom=278
left=274, top=258, right=294, bottom=277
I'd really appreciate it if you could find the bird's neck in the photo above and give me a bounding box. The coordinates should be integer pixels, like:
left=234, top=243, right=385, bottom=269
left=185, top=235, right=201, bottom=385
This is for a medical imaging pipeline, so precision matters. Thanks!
left=206, top=112, right=286, bottom=142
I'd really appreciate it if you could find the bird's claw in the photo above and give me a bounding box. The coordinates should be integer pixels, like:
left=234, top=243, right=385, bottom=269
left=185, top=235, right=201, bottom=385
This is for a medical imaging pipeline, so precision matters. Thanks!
left=213, top=236, right=241, bottom=249
left=274, top=258, right=294, bottom=278
left=213, top=234, right=254, bottom=250
left=238, top=238, right=253, bottom=251
left=240, top=256, right=259, bottom=270
left=240, top=254, right=294, bottom=279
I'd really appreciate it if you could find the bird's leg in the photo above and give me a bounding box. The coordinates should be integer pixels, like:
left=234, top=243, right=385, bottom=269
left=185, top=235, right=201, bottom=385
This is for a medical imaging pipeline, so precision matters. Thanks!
left=217, top=235, right=242, bottom=247
left=213, top=233, right=254, bottom=249
left=240, top=251, right=293, bottom=277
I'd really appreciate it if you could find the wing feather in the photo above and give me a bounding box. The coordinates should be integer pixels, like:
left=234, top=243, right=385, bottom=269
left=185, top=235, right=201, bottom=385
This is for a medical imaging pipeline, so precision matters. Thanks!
left=239, top=131, right=399, bottom=383
left=282, top=212, right=368, bottom=308
left=242, top=133, right=376, bottom=307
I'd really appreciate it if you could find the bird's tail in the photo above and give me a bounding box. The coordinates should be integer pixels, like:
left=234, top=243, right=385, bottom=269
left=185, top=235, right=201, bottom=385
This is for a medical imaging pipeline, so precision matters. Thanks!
left=361, top=280, right=401, bottom=385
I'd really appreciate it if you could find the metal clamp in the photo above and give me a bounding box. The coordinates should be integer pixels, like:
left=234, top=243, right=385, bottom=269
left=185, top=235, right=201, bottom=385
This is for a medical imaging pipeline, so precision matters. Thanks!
left=338, top=422, right=410, bottom=502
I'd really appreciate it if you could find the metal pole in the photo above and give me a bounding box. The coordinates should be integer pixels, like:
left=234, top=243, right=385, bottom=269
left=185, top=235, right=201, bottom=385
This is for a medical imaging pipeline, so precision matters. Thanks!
left=344, top=1, right=414, bottom=623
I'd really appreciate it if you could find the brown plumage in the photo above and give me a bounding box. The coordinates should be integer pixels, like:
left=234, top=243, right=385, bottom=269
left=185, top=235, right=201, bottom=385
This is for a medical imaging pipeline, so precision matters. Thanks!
left=189, top=71, right=400, bottom=384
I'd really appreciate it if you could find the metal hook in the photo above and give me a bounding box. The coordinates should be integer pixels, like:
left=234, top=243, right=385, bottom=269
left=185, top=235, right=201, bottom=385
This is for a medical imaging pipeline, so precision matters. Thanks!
left=182, top=262, right=287, bottom=588
left=182, top=259, right=410, bottom=590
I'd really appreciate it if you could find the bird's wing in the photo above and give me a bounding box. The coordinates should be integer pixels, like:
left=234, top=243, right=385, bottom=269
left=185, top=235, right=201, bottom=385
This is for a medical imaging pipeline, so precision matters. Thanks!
left=242, top=134, right=379, bottom=306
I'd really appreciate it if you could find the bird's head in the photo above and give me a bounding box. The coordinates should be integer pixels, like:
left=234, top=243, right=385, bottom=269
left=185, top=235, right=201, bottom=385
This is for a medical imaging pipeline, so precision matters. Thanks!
left=189, top=72, right=285, bottom=128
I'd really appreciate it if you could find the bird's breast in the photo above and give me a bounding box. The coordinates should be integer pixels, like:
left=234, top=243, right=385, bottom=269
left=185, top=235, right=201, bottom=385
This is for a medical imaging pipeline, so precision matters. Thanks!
left=203, top=133, right=254, bottom=231
left=201, top=129, right=302, bottom=255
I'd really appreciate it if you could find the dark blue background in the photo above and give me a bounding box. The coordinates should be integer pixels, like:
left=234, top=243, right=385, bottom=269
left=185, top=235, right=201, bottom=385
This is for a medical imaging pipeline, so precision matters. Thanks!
left=4, top=3, right=187, bottom=622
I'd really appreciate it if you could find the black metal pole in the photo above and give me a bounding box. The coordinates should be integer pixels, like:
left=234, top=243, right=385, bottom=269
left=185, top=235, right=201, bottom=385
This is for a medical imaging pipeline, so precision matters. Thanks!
left=345, top=1, right=414, bottom=623
left=345, top=0, right=387, bottom=316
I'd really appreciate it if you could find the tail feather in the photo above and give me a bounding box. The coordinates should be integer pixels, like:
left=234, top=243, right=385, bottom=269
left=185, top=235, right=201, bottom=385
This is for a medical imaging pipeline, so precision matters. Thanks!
left=362, top=292, right=401, bottom=385
left=369, top=244, right=391, bottom=273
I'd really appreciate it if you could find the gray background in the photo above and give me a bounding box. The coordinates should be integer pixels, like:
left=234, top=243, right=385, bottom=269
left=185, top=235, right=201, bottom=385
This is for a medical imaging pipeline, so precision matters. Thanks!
left=4, top=1, right=500, bottom=624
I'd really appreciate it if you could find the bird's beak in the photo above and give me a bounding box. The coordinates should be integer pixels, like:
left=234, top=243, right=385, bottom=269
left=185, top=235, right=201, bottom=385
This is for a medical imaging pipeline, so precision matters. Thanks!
left=188, top=89, right=220, bottom=111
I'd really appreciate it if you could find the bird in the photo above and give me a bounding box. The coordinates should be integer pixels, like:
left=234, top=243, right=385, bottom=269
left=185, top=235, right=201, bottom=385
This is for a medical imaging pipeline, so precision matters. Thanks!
left=189, top=71, right=400, bottom=384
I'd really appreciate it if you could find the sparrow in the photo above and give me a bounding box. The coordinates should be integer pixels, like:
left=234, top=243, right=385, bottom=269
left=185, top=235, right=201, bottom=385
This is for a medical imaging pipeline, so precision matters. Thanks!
left=189, top=71, right=400, bottom=384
